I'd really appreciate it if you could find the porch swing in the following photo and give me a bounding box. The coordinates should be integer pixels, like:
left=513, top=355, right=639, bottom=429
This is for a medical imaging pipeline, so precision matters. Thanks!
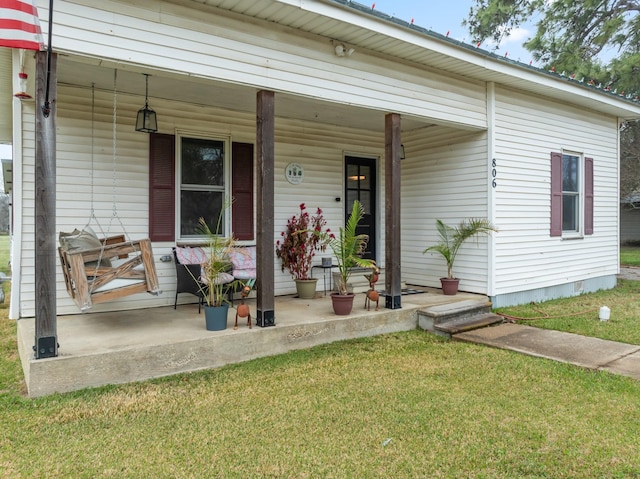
left=58, top=72, right=161, bottom=312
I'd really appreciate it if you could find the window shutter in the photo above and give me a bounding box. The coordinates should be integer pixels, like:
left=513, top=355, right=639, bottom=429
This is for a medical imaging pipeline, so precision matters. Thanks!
left=231, top=142, right=254, bottom=241
left=584, top=157, right=594, bottom=235
left=550, top=152, right=563, bottom=237
left=149, top=133, right=175, bottom=242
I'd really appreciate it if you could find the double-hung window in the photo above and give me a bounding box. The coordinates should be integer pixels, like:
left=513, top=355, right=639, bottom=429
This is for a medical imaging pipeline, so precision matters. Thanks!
left=561, top=153, right=580, bottom=232
left=550, top=151, right=594, bottom=237
left=179, top=136, right=227, bottom=238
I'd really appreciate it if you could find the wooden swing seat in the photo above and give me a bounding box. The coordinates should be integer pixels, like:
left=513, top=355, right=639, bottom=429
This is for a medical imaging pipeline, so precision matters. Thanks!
left=58, top=234, right=162, bottom=312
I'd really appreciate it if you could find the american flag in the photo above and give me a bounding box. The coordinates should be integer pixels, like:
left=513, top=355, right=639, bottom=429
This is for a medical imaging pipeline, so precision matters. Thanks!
left=0, top=0, right=44, bottom=50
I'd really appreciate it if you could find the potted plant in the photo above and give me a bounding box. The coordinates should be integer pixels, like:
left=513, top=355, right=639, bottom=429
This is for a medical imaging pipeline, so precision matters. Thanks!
left=275, top=203, right=330, bottom=299
left=195, top=215, right=243, bottom=331
left=423, top=218, right=497, bottom=295
left=327, top=200, right=376, bottom=315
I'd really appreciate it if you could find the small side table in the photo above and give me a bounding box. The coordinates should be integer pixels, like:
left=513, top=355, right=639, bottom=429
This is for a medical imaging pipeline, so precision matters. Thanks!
left=311, top=265, right=336, bottom=295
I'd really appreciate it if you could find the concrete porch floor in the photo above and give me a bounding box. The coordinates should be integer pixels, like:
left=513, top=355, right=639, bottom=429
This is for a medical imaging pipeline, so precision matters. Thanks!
left=17, top=287, right=486, bottom=397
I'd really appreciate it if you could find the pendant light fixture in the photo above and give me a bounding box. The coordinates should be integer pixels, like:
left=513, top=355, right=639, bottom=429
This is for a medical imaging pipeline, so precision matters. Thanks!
left=135, top=73, right=158, bottom=133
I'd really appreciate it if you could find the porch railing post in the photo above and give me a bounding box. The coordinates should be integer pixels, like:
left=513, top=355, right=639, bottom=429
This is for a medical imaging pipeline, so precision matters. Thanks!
left=384, top=113, right=402, bottom=309
left=34, top=50, right=58, bottom=357
left=256, top=90, right=275, bottom=326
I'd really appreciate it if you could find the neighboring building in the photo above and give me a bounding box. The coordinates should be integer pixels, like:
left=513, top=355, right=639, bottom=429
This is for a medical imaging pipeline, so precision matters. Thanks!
left=3, top=0, right=640, bottom=321
left=621, top=193, right=640, bottom=245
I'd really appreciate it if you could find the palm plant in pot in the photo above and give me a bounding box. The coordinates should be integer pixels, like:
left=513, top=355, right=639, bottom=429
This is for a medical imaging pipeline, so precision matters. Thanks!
left=275, top=203, right=330, bottom=299
left=327, top=200, right=376, bottom=315
left=423, top=218, right=497, bottom=295
left=196, top=216, right=243, bottom=331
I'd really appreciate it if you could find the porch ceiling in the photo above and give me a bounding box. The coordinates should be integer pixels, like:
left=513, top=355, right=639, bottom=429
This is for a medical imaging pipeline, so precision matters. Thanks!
left=57, top=57, right=432, bottom=133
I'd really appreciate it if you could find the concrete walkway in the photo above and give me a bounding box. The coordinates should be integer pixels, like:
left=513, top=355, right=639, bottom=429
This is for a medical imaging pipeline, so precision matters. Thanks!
left=455, top=268, right=640, bottom=380
left=455, top=323, right=640, bottom=380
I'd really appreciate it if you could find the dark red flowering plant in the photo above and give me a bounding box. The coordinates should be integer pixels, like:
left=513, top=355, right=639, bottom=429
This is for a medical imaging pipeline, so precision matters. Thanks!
left=275, top=203, right=332, bottom=280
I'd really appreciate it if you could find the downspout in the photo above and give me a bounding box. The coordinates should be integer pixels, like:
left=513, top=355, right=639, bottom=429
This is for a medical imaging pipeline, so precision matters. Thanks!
left=486, top=82, right=497, bottom=298
left=617, top=118, right=622, bottom=274
left=41, top=0, right=54, bottom=118
left=9, top=49, right=24, bottom=320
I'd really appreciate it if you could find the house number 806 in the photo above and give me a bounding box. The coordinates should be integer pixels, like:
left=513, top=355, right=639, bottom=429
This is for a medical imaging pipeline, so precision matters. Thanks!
left=491, top=158, right=497, bottom=188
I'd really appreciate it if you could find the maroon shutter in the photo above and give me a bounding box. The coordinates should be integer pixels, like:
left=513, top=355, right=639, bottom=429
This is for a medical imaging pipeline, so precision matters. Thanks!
left=231, top=142, right=254, bottom=241
left=149, top=133, right=175, bottom=242
left=550, top=152, right=563, bottom=236
left=584, top=157, right=594, bottom=235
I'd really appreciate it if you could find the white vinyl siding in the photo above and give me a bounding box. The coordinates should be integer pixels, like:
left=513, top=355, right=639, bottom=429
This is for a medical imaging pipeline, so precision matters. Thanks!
left=401, top=126, right=491, bottom=294
left=273, top=120, right=385, bottom=296
left=42, top=0, right=487, bottom=131
left=12, top=1, right=629, bottom=316
left=491, top=86, right=619, bottom=296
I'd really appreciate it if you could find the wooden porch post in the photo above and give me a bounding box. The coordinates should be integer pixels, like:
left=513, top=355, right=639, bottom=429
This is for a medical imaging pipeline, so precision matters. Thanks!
left=384, top=113, right=402, bottom=309
left=256, top=90, right=275, bottom=327
left=34, top=51, right=58, bottom=358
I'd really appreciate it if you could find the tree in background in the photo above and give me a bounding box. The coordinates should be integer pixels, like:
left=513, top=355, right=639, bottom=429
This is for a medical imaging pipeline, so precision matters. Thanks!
left=465, top=0, right=640, bottom=201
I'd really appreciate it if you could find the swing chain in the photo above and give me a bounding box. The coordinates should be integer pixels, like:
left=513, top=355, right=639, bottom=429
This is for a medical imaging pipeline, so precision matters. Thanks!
left=112, top=69, right=118, bottom=219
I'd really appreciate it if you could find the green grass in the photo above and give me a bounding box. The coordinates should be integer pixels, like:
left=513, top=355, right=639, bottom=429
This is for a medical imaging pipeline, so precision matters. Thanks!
left=495, top=279, right=640, bottom=345
left=0, top=234, right=10, bottom=301
left=621, top=246, right=640, bottom=266
left=1, top=237, right=640, bottom=477
left=1, top=328, right=640, bottom=478
left=494, top=245, right=640, bottom=344
left=3, top=277, right=640, bottom=479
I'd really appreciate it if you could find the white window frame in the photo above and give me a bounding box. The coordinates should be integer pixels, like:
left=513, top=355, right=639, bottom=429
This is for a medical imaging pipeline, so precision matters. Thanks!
left=561, top=150, right=584, bottom=238
left=176, top=130, right=231, bottom=240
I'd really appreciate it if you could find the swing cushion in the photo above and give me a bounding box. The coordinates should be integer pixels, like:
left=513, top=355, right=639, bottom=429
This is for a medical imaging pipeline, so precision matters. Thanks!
left=200, top=271, right=234, bottom=285
left=59, top=228, right=112, bottom=267
left=174, top=246, right=207, bottom=266
left=228, top=246, right=257, bottom=280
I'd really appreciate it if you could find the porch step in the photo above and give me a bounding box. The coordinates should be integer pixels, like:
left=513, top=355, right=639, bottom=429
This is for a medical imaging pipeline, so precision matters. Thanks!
left=417, top=299, right=503, bottom=338
left=434, top=313, right=503, bottom=335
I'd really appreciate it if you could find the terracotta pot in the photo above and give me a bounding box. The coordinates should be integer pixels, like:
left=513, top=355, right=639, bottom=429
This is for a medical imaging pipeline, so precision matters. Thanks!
left=440, top=278, right=460, bottom=295
left=295, top=278, right=318, bottom=299
left=330, top=292, right=355, bottom=315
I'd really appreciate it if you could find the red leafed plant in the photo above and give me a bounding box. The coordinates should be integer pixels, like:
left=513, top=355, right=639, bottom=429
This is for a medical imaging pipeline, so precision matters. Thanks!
left=276, top=203, right=332, bottom=280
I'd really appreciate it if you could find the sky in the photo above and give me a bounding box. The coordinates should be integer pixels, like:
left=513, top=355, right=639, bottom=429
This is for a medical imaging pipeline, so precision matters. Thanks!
left=0, top=145, right=9, bottom=161
left=366, top=0, right=536, bottom=64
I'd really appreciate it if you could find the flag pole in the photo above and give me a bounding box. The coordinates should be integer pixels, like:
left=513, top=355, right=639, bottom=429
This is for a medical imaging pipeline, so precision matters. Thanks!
left=42, top=0, right=54, bottom=117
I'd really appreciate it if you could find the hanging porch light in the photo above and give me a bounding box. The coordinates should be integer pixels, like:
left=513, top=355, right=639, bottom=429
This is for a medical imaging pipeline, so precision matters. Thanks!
left=135, top=73, right=158, bottom=133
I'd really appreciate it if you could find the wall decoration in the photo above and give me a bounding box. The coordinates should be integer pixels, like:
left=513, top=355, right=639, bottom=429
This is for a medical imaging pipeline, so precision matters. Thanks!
left=285, top=162, right=304, bottom=185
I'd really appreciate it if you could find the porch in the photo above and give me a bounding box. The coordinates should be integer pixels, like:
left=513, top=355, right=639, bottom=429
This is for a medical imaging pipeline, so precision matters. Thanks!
left=17, top=288, right=485, bottom=397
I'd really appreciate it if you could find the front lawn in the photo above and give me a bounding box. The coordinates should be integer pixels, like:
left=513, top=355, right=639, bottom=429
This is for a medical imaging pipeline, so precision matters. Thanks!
left=1, top=236, right=640, bottom=477
left=1, top=314, right=640, bottom=477
left=621, top=246, right=640, bottom=266
left=494, top=246, right=640, bottom=343
left=495, top=279, right=640, bottom=345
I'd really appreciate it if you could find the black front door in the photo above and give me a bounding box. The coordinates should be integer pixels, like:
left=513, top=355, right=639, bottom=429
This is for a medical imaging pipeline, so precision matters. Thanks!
left=345, top=156, right=376, bottom=261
